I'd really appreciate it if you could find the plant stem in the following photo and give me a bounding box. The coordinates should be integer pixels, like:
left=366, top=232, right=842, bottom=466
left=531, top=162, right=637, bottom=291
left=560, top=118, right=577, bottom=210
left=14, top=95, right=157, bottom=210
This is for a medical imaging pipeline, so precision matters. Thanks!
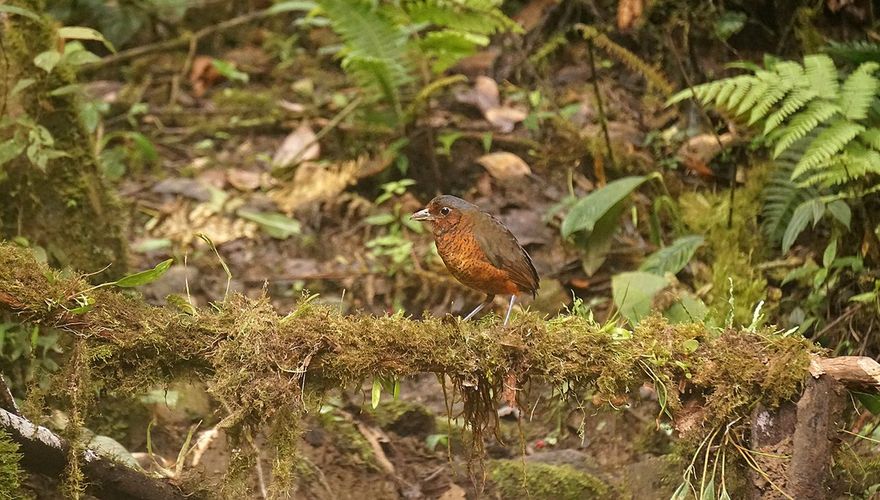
left=586, top=38, right=615, bottom=179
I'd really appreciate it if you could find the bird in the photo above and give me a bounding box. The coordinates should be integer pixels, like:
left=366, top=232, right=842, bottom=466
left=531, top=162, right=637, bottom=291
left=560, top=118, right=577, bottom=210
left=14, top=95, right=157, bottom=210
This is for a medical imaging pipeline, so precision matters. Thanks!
left=411, top=195, right=539, bottom=326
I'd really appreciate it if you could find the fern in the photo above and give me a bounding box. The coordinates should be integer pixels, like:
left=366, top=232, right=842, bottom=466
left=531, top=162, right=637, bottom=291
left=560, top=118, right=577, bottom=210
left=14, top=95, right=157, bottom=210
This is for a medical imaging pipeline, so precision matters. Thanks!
left=317, top=0, right=516, bottom=125
left=577, top=24, right=674, bottom=96
left=761, top=148, right=819, bottom=246
left=672, top=51, right=880, bottom=253
left=824, top=40, right=880, bottom=64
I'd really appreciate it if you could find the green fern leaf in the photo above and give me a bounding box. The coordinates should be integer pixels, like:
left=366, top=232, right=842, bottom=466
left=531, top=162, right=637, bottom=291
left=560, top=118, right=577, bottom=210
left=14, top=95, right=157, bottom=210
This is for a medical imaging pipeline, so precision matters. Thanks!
left=319, top=0, right=411, bottom=113
left=735, top=77, right=770, bottom=116
left=859, top=128, right=880, bottom=150
left=824, top=40, right=880, bottom=64
left=839, top=62, right=880, bottom=120
left=771, top=100, right=840, bottom=158
left=792, top=119, right=865, bottom=180
left=419, top=29, right=488, bottom=72
left=763, top=87, right=818, bottom=135
left=406, top=0, right=517, bottom=35
left=748, top=71, right=791, bottom=124
left=803, top=54, right=839, bottom=99
left=761, top=155, right=818, bottom=246
left=724, top=75, right=755, bottom=110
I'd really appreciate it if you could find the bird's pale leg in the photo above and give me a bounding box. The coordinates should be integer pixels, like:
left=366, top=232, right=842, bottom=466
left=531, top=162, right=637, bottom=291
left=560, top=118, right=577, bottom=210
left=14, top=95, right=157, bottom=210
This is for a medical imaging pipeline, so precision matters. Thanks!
left=463, top=295, right=494, bottom=321
left=503, top=295, right=517, bottom=326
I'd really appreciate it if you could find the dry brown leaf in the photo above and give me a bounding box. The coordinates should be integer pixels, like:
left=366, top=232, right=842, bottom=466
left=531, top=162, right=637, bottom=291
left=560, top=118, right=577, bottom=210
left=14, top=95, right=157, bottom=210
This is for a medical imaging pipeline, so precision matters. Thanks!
left=152, top=203, right=258, bottom=246
left=484, top=106, right=527, bottom=133
left=189, top=56, right=221, bottom=98
left=676, top=132, right=738, bottom=177
left=438, top=484, right=467, bottom=500
left=476, top=151, right=532, bottom=180
left=272, top=123, right=320, bottom=168
left=226, top=169, right=262, bottom=192
left=514, top=0, right=559, bottom=31
left=617, top=0, right=644, bottom=31
left=271, top=160, right=359, bottom=214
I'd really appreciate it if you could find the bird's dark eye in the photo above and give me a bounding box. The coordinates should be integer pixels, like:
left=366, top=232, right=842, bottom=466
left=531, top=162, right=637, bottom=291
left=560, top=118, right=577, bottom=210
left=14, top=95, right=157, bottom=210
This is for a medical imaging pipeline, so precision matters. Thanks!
left=440, top=207, right=450, bottom=216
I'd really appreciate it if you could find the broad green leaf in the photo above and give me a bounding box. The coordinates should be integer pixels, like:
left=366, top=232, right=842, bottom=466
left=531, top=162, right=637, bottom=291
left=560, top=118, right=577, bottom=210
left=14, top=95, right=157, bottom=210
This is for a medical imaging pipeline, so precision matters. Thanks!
left=365, top=213, right=397, bottom=225
left=0, top=137, right=26, bottom=167
left=0, top=4, right=40, bottom=20
left=665, top=294, right=708, bottom=323
left=371, top=379, right=382, bottom=409
left=10, top=78, right=35, bottom=97
left=849, top=291, right=877, bottom=303
left=826, top=200, right=851, bottom=228
left=823, top=239, right=837, bottom=268
left=639, top=235, right=705, bottom=276
left=855, top=392, right=880, bottom=415
left=576, top=199, right=627, bottom=276
left=115, top=259, right=173, bottom=287
left=561, top=175, right=656, bottom=238
left=33, top=50, right=61, bottom=73
left=782, top=198, right=824, bottom=253
left=612, top=272, right=667, bottom=325
left=425, top=433, right=447, bottom=452
left=237, top=210, right=302, bottom=239
left=58, top=26, right=116, bottom=52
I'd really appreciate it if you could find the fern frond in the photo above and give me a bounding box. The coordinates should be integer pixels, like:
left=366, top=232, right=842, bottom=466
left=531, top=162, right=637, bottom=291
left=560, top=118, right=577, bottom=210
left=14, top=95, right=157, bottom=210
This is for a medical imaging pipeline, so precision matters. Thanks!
left=578, top=25, right=674, bottom=96
left=748, top=71, right=791, bottom=124
left=319, top=0, right=411, bottom=113
left=771, top=100, right=840, bottom=157
left=723, top=75, right=754, bottom=110
left=763, top=87, right=818, bottom=135
left=761, top=154, right=818, bottom=245
left=406, top=0, right=518, bottom=35
left=859, top=128, right=880, bottom=150
left=792, top=119, right=865, bottom=180
left=803, top=54, right=839, bottom=99
left=419, top=29, right=488, bottom=72
left=839, top=62, right=880, bottom=120
left=824, top=40, right=880, bottom=64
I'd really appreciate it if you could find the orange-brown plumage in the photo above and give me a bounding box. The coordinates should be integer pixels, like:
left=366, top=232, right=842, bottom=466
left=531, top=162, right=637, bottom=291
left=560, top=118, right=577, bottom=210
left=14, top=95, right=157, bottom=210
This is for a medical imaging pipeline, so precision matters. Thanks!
left=412, top=195, right=538, bottom=325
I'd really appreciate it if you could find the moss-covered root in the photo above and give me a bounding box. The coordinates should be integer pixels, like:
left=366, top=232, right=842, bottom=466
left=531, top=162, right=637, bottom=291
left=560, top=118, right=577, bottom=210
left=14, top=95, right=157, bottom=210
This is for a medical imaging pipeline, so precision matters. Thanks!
left=0, top=429, right=23, bottom=499
left=0, top=0, right=128, bottom=279
left=490, top=460, right=611, bottom=499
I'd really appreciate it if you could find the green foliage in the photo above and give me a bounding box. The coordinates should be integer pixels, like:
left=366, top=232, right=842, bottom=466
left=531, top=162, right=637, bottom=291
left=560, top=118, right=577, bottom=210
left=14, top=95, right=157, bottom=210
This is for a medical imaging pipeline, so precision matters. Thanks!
left=669, top=54, right=880, bottom=190
left=639, top=236, right=705, bottom=276
left=490, top=460, right=610, bottom=499
left=577, top=24, right=674, bottom=96
left=562, top=174, right=660, bottom=275
left=316, top=0, right=516, bottom=125
left=0, top=429, right=23, bottom=499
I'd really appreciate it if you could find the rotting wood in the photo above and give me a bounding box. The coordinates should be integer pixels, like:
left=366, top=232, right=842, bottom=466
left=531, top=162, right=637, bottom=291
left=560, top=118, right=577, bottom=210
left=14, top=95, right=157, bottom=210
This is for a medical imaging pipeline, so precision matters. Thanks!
left=748, top=376, right=846, bottom=500
left=809, top=355, right=880, bottom=391
left=0, top=408, right=187, bottom=500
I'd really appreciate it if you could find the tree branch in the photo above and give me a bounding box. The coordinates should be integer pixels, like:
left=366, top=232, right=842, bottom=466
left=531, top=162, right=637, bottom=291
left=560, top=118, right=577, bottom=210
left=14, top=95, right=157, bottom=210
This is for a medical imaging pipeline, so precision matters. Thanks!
left=0, top=408, right=186, bottom=500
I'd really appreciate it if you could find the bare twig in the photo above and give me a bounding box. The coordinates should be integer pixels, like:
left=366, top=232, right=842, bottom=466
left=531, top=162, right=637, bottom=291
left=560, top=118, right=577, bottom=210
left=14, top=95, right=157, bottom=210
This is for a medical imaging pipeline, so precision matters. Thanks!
left=585, top=38, right=616, bottom=175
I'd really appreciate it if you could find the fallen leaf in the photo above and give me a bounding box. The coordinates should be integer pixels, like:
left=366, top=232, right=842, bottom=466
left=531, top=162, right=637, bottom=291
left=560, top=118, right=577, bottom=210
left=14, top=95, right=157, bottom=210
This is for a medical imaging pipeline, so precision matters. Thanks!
left=617, top=0, right=644, bottom=31
left=271, top=160, right=359, bottom=213
left=189, top=55, right=221, bottom=98
left=152, top=178, right=211, bottom=201
left=226, top=169, right=261, bottom=191
left=272, top=123, right=320, bottom=168
left=485, top=106, right=528, bottom=133
left=438, top=484, right=467, bottom=500
left=676, top=132, right=738, bottom=177
left=476, top=151, right=532, bottom=180
left=514, top=0, right=559, bottom=31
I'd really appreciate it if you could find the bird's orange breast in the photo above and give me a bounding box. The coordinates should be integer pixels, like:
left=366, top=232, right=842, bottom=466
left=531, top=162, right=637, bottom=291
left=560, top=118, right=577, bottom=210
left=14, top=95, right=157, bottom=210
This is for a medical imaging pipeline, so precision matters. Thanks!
left=435, top=227, right=520, bottom=296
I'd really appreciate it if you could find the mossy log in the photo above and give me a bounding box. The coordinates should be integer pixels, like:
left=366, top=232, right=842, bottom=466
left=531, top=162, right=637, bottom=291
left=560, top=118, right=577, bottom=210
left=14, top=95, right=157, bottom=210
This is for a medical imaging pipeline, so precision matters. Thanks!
left=0, top=241, right=878, bottom=498
left=0, top=0, right=128, bottom=279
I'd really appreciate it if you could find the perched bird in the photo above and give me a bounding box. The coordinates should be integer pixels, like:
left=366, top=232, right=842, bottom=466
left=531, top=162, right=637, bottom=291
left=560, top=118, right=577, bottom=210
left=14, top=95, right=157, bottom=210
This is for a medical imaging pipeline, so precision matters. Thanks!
left=411, top=195, right=539, bottom=326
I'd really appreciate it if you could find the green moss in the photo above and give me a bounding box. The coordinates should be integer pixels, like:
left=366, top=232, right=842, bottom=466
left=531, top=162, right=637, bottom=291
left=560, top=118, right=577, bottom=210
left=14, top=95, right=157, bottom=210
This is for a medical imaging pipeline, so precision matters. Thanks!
left=0, top=430, right=23, bottom=500
left=0, top=0, right=128, bottom=280
left=490, top=460, right=610, bottom=499
left=680, top=165, right=770, bottom=326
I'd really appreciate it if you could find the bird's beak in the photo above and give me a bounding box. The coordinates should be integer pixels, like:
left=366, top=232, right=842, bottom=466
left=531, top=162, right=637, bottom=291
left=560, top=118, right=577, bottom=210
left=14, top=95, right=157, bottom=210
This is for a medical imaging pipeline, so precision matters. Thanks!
left=411, top=208, right=433, bottom=221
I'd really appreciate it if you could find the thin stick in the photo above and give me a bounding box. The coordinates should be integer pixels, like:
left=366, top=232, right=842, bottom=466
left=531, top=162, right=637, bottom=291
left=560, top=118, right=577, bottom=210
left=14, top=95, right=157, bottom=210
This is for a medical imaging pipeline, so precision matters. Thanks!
left=272, top=96, right=363, bottom=173
left=586, top=37, right=616, bottom=175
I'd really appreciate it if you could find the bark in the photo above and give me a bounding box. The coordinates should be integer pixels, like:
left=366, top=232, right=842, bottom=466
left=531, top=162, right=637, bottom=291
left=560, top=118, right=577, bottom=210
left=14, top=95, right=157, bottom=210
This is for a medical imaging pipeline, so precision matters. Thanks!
left=0, top=408, right=187, bottom=500
left=748, top=376, right=846, bottom=500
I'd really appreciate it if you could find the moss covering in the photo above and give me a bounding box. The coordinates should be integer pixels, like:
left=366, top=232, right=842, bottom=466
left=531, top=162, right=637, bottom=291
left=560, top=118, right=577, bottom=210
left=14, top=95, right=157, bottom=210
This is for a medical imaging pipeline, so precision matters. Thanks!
left=0, top=242, right=821, bottom=496
left=490, top=460, right=610, bottom=499
left=680, top=164, right=771, bottom=325
left=0, top=430, right=23, bottom=500
left=0, top=0, right=128, bottom=280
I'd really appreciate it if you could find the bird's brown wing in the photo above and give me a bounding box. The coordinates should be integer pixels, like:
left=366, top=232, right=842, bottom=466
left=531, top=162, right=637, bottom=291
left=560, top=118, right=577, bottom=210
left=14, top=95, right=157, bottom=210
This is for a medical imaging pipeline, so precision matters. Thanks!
left=473, top=212, right=540, bottom=296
